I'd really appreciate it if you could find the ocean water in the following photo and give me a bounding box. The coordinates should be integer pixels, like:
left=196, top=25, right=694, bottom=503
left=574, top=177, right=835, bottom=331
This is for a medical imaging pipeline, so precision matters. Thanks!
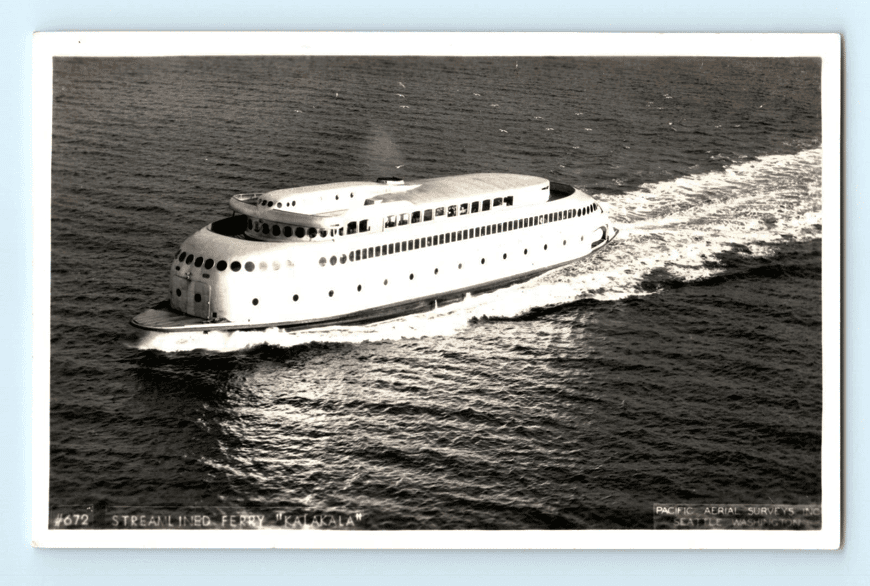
left=49, top=57, right=822, bottom=530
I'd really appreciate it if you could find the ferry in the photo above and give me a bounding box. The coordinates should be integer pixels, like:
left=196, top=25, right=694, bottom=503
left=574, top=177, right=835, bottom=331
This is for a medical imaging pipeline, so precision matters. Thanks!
left=131, top=173, right=619, bottom=332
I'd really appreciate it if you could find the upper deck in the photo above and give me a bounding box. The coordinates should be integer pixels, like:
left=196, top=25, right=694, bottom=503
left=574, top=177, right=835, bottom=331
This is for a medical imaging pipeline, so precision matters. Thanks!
left=227, top=173, right=582, bottom=242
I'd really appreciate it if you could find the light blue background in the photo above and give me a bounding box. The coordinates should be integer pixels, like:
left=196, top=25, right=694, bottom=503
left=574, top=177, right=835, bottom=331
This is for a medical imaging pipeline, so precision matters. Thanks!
left=5, top=2, right=861, bottom=584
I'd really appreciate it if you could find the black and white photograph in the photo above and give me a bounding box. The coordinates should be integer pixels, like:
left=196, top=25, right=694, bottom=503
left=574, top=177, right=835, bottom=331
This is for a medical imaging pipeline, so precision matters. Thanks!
left=32, top=33, right=840, bottom=548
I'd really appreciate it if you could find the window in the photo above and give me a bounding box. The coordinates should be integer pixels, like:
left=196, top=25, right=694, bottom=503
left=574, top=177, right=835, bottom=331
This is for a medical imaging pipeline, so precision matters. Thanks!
left=399, top=213, right=409, bottom=226
left=448, top=205, right=457, bottom=217
left=534, top=216, right=539, bottom=226
left=505, top=196, right=514, bottom=206
left=459, top=203, right=468, bottom=215
left=272, top=225, right=280, bottom=236
left=497, top=224, right=502, bottom=233
left=549, top=213, right=554, bottom=222
left=426, top=236, right=432, bottom=246
left=486, top=226, right=491, bottom=235
left=402, top=241, right=407, bottom=252
left=424, top=209, right=433, bottom=221
left=262, top=223, right=270, bottom=234
left=348, top=252, right=354, bottom=262
left=217, top=261, right=227, bottom=271
left=420, top=238, right=426, bottom=248
left=411, top=211, right=421, bottom=224
left=463, top=229, right=468, bottom=239
left=330, top=256, right=338, bottom=266
left=204, top=259, right=214, bottom=270
left=320, top=229, right=328, bottom=238
left=375, top=247, right=381, bottom=258
left=231, top=261, right=241, bottom=272
left=523, top=218, right=529, bottom=228
left=318, top=258, right=326, bottom=267
left=308, top=227, right=317, bottom=238
left=185, top=254, right=193, bottom=264
left=247, top=219, right=253, bottom=229
left=382, top=245, right=387, bottom=255
left=360, top=220, right=369, bottom=232
left=435, top=207, right=445, bottom=217
left=355, top=250, right=361, bottom=261
left=362, top=249, right=368, bottom=260
left=494, top=197, right=503, bottom=207
left=195, top=257, right=203, bottom=267
left=386, top=215, right=397, bottom=228
left=475, top=227, right=480, bottom=237
left=389, top=243, right=394, bottom=254
left=347, top=221, right=357, bottom=235
left=368, top=247, right=374, bottom=258
left=439, top=234, right=445, bottom=245
left=471, top=201, right=479, bottom=213
left=284, top=226, right=293, bottom=237
left=482, top=200, right=491, bottom=211
left=451, top=232, right=456, bottom=242
left=414, top=239, right=420, bottom=249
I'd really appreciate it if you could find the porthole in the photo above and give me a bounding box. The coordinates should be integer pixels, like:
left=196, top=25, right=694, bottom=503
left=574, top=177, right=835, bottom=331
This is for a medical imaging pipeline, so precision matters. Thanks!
left=267, top=201, right=273, bottom=207
left=284, top=226, right=293, bottom=237
left=308, top=227, right=317, bottom=238
left=175, top=266, right=180, bottom=271
left=175, top=288, right=181, bottom=297
left=434, top=268, right=439, bottom=275
left=262, top=223, right=270, bottom=234
left=357, top=284, right=362, bottom=292
left=272, top=261, right=281, bottom=271
left=244, top=261, right=255, bottom=272
left=481, top=258, right=486, bottom=264
left=185, top=254, right=194, bottom=264
left=524, top=249, right=528, bottom=255
left=217, top=260, right=227, bottom=271
left=259, top=261, right=268, bottom=271
left=320, top=229, right=328, bottom=238
left=231, top=261, right=241, bottom=272
left=335, top=194, right=340, bottom=200
left=409, top=273, right=414, bottom=280
left=272, top=225, right=280, bottom=237
left=319, top=257, right=327, bottom=267
left=292, top=201, right=296, bottom=206
left=178, top=251, right=186, bottom=260
left=328, top=290, right=334, bottom=297
left=330, top=256, right=337, bottom=266
left=502, top=253, right=507, bottom=260
left=544, top=244, right=548, bottom=250
left=293, top=294, right=299, bottom=302
left=276, top=202, right=282, bottom=209
left=340, top=254, right=347, bottom=264
left=252, top=298, right=259, bottom=305
left=194, top=293, right=202, bottom=303
left=384, top=279, right=388, bottom=286
left=295, top=227, right=305, bottom=238
left=254, top=223, right=261, bottom=232
left=563, top=240, right=567, bottom=245
left=195, top=256, right=203, bottom=267
left=458, top=263, right=463, bottom=269
left=204, top=259, right=214, bottom=270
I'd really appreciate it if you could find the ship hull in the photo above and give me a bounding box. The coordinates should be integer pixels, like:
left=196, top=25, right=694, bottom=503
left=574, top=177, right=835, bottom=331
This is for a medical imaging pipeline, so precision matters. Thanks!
left=131, top=228, right=619, bottom=333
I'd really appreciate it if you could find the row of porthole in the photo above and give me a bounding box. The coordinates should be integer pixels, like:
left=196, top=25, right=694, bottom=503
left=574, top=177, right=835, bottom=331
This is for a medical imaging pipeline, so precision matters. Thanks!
left=248, top=220, right=331, bottom=239
left=253, top=242, right=567, bottom=305
left=258, top=192, right=354, bottom=209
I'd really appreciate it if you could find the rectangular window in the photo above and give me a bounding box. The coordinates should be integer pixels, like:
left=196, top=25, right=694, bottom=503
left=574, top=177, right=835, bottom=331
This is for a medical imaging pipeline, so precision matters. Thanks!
left=558, top=211, right=563, bottom=221
left=362, top=248, right=368, bottom=260
left=349, top=250, right=355, bottom=262
left=435, top=207, right=445, bottom=217
left=524, top=218, right=529, bottom=228
left=399, top=213, right=409, bottom=226
left=459, top=203, right=468, bottom=215
left=448, top=205, right=457, bottom=217
left=355, top=250, right=361, bottom=261
left=475, top=227, right=480, bottom=237
left=424, top=209, right=433, bottom=221
left=497, top=223, right=502, bottom=233
left=347, top=221, right=357, bottom=235
left=427, top=236, right=432, bottom=246
left=486, top=225, right=491, bottom=235
left=413, top=239, right=419, bottom=250
left=382, top=245, right=387, bottom=255
left=471, top=201, right=479, bottom=213
left=389, top=243, right=394, bottom=254
left=549, top=213, right=554, bottom=222
left=375, top=247, right=381, bottom=258
left=535, top=216, right=539, bottom=226
left=420, top=238, right=426, bottom=249
left=505, top=196, right=514, bottom=206
left=451, top=232, right=456, bottom=242
left=439, top=234, right=445, bottom=244
left=463, top=229, right=468, bottom=239
left=360, top=220, right=369, bottom=232
left=386, top=215, right=397, bottom=228
left=514, top=220, right=519, bottom=230
left=493, top=197, right=503, bottom=207
left=368, top=247, right=374, bottom=258
left=411, top=211, right=421, bottom=224
left=402, top=241, right=407, bottom=252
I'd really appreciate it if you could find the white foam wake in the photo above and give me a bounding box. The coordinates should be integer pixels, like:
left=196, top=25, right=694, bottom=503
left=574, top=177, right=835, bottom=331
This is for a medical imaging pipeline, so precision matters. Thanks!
left=136, top=148, right=822, bottom=352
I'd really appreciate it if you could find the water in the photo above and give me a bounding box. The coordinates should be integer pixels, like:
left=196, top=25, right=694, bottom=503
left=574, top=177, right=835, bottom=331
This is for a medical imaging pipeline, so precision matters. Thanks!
left=49, top=57, right=822, bottom=530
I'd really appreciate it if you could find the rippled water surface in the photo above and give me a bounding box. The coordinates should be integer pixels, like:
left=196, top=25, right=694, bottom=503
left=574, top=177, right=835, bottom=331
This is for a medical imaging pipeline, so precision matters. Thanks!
left=50, top=57, right=822, bottom=529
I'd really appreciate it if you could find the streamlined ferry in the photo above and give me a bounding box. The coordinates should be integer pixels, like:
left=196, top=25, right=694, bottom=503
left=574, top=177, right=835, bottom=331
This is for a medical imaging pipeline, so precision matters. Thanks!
left=131, top=173, right=619, bottom=332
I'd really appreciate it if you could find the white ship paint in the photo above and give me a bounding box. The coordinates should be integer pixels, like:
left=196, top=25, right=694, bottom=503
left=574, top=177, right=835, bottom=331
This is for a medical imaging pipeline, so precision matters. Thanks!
left=131, top=173, right=619, bottom=332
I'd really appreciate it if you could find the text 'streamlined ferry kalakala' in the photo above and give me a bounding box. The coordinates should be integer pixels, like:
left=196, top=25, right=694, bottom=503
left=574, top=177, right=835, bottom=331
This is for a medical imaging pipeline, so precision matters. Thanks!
left=131, top=173, right=619, bottom=332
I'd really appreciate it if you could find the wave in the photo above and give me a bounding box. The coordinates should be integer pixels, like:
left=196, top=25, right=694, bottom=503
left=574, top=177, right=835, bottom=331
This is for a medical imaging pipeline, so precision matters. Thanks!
left=134, top=147, right=822, bottom=353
